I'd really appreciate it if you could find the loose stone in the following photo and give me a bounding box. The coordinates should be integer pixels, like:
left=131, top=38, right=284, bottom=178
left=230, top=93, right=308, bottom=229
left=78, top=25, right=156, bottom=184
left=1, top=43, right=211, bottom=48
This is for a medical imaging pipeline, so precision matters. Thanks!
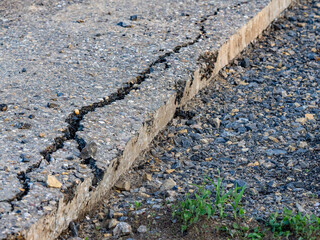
left=108, top=219, right=119, bottom=229
left=79, top=142, right=97, bottom=159
left=143, top=173, right=152, bottom=181
left=160, top=178, right=176, bottom=191
left=137, top=225, right=147, bottom=233
left=47, top=175, right=62, bottom=188
left=15, top=122, right=32, bottom=129
left=113, top=222, right=132, bottom=237
left=0, top=104, right=7, bottom=111
left=74, top=109, right=80, bottom=115
left=115, top=181, right=131, bottom=191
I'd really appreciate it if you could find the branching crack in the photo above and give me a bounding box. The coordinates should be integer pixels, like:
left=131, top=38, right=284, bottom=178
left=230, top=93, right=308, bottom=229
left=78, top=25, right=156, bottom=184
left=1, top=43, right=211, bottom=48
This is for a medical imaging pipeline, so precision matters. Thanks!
left=12, top=8, right=222, bottom=205
left=4, top=160, right=42, bottom=208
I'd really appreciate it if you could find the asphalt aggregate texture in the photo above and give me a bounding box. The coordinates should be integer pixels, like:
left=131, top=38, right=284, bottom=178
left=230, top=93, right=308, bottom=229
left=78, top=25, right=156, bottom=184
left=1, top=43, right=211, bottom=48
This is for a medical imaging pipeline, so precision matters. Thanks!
left=59, top=1, right=320, bottom=239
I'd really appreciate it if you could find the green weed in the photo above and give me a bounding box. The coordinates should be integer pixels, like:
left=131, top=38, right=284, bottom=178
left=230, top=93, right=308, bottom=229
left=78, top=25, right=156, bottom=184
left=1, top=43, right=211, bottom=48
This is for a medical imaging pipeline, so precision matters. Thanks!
left=207, top=170, right=233, bottom=218
left=230, top=184, right=246, bottom=219
left=172, top=171, right=246, bottom=232
left=172, top=179, right=214, bottom=232
left=267, top=207, right=320, bottom=240
left=134, top=201, right=141, bottom=210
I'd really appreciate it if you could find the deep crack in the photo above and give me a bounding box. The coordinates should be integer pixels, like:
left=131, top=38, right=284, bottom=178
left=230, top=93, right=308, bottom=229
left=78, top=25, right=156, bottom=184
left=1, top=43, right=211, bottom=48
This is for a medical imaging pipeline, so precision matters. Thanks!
left=12, top=8, right=222, bottom=205
left=5, top=160, right=42, bottom=207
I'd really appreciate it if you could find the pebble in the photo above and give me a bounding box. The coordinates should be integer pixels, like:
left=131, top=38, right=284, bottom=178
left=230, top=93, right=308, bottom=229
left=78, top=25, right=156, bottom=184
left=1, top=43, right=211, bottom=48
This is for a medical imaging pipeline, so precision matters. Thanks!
left=15, top=122, right=32, bottom=129
left=307, top=52, right=316, bottom=60
left=160, top=178, right=176, bottom=191
left=265, top=149, right=287, bottom=156
left=240, top=58, right=250, bottom=68
left=296, top=203, right=305, bottom=213
left=152, top=204, right=162, bottom=210
left=212, top=117, right=221, bottom=129
left=113, top=222, right=132, bottom=237
left=74, top=109, right=80, bottom=115
left=130, top=15, right=138, bottom=21
left=115, top=180, right=131, bottom=191
left=108, top=219, right=119, bottom=229
left=298, top=141, right=308, bottom=149
left=47, top=103, right=59, bottom=109
left=113, top=212, right=124, bottom=218
left=107, top=209, right=114, bottom=219
left=79, top=142, right=97, bottom=159
left=137, top=225, right=147, bottom=233
left=47, top=175, right=62, bottom=188
left=143, top=173, right=152, bottom=181
left=117, top=22, right=133, bottom=28
left=133, top=208, right=146, bottom=215
left=234, top=179, right=247, bottom=189
left=0, top=104, right=7, bottom=111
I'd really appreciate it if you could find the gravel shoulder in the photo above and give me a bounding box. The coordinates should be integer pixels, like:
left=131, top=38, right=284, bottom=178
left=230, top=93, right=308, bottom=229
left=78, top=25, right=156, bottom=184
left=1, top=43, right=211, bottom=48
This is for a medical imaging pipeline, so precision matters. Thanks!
left=59, top=1, right=320, bottom=239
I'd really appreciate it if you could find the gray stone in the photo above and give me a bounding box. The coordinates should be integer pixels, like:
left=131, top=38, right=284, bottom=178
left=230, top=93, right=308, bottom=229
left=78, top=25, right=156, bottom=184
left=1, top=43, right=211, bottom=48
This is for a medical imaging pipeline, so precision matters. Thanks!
left=133, top=208, right=147, bottom=215
left=137, top=225, right=148, bottom=233
left=152, top=204, right=162, bottom=210
left=108, top=219, right=119, bottom=229
left=113, top=222, right=132, bottom=237
left=265, top=149, right=287, bottom=156
left=79, top=142, right=97, bottom=160
left=115, top=181, right=131, bottom=191
left=234, top=179, right=247, bottom=189
left=296, top=203, right=305, bottom=213
left=240, top=58, right=250, bottom=68
left=160, top=178, right=176, bottom=191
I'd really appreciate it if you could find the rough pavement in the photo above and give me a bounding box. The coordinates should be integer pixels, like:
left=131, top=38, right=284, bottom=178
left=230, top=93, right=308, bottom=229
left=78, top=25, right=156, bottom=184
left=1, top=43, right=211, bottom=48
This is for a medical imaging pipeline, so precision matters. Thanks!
left=0, top=0, right=293, bottom=239
left=59, top=1, right=320, bottom=239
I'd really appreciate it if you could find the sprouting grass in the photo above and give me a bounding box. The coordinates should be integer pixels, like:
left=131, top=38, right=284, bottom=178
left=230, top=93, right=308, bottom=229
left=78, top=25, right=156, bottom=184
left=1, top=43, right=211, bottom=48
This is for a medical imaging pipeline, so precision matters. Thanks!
left=172, top=180, right=214, bottom=233
left=172, top=170, right=246, bottom=233
left=171, top=171, right=320, bottom=239
left=207, top=170, right=233, bottom=218
left=219, top=223, right=265, bottom=240
left=230, top=184, right=246, bottom=219
left=134, top=200, right=141, bottom=210
left=267, top=208, right=320, bottom=240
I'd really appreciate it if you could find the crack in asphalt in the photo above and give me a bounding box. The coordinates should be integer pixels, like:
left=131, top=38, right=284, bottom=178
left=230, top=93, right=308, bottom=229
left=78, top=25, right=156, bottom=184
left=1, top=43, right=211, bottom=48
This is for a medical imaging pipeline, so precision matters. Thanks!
left=7, top=6, right=227, bottom=207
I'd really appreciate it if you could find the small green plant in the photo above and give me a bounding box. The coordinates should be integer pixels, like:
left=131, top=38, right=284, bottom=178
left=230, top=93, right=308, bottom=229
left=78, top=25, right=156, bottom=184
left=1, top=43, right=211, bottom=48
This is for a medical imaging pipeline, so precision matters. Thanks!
left=267, top=208, right=320, bottom=240
left=268, top=210, right=291, bottom=238
left=310, top=193, right=316, bottom=199
left=149, top=211, right=156, bottom=217
left=230, top=184, right=246, bottom=219
left=172, top=171, right=246, bottom=233
left=207, top=170, right=233, bottom=218
left=219, top=222, right=265, bottom=240
left=245, top=227, right=265, bottom=240
left=172, top=179, right=214, bottom=232
left=134, top=201, right=141, bottom=210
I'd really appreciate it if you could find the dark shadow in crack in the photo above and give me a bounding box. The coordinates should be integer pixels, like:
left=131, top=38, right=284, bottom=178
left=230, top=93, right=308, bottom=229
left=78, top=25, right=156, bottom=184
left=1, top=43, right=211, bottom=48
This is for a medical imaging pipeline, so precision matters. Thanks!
left=12, top=7, right=225, bottom=206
